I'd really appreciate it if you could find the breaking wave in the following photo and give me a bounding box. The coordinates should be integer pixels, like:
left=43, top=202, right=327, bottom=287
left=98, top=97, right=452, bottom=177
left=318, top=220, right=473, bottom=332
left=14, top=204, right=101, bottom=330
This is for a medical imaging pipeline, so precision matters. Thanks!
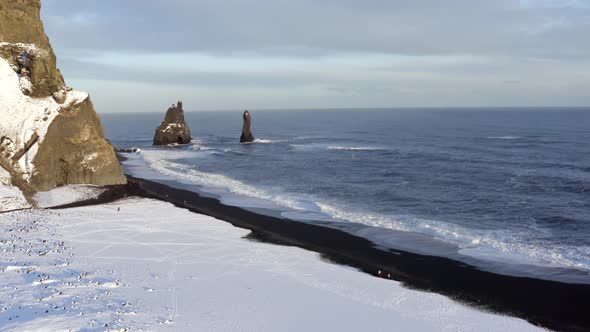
left=327, top=146, right=386, bottom=151
left=253, top=138, right=274, bottom=144
left=291, top=143, right=387, bottom=152
left=487, top=136, right=522, bottom=140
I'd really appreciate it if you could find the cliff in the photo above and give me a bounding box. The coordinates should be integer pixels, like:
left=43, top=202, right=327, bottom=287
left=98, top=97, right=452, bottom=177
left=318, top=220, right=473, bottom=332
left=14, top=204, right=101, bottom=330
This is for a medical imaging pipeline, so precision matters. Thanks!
left=0, top=0, right=126, bottom=193
left=0, top=0, right=64, bottom=97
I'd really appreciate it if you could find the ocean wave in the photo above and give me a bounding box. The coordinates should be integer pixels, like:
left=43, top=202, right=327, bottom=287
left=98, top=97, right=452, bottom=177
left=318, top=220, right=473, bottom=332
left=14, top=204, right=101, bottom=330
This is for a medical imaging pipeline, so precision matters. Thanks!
left=291, top=143, right=386, bottom=152
left=240, top=138, right=285, bottom=144
left=327, top=146, right=385, bottom=151
left=139, top=148, right=199, bottom=160
left=190, top=145, right=249, bottom=156
left=132, top=150, right=590, bottom=273
left=487, top=136, right=521, bottom=140
left=292, top=135, right=328, bottom=140
left=117, top=147, right=142, bottom=154
left=140, top=150, right=306, bottom=211
left=196, top=147, right=215, bottom=153
left=253, top=139, right=273, bottom=143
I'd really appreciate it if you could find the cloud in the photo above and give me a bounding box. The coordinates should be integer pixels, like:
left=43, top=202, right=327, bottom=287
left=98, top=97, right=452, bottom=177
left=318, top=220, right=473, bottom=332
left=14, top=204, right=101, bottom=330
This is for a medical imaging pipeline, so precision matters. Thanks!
left=520, top=0, right=590, bottom=9
left=42, top=0, right=590, bottom=58
left=39, top=0, right=590, bottom=111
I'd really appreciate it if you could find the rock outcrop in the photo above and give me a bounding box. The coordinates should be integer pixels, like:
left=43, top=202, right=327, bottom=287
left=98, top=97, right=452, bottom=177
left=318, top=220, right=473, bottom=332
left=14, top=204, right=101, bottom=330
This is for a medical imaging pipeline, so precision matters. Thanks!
left=153, top=101, right=192, bottom=145
left=0, top=0, right=126, bottom=192
left=240, top=110, right=255, bottom=143
left=0, top=0, right=64, bottom=98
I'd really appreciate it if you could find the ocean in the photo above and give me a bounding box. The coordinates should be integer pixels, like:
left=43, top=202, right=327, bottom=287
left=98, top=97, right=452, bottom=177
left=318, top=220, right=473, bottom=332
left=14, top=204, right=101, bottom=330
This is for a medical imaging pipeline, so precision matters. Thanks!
left=102, top=108, right=590, bottom=284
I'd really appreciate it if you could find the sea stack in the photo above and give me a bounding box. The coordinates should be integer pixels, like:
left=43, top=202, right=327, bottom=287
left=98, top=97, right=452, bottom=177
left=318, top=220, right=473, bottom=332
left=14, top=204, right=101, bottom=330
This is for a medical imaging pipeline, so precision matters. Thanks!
left=0, top=0, right=126, bottom=192
left=240, top=110, right=255, bottom=143
left=153, top=101, right=192, bottom=145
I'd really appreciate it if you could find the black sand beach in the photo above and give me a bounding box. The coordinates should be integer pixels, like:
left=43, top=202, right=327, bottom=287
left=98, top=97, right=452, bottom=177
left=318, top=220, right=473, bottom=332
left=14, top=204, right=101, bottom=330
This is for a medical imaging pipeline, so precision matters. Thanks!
left=51, top=177, right=590, bottom=332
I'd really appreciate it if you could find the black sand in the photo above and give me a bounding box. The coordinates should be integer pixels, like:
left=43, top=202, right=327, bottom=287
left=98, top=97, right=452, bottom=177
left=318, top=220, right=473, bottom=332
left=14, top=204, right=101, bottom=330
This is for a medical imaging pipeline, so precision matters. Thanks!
left=51, top=177, right=590, bottom=332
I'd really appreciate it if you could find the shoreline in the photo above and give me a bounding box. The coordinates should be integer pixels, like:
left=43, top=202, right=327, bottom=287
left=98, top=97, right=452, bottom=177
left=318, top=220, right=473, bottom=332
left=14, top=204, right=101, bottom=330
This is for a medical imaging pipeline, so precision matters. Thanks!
left=50, top=177, right=590, bottom=332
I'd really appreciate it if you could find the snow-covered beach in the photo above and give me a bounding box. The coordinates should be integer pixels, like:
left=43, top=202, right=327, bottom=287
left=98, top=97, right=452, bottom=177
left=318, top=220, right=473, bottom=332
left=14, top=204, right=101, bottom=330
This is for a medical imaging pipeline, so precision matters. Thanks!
left=0, top=187, right=540, bottom=331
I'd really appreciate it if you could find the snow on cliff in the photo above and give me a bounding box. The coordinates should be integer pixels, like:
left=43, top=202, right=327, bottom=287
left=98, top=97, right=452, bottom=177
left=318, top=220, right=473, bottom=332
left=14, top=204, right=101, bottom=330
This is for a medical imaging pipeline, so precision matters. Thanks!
left=0, top=167, right=30, bottom=211
left=0, top=49, right=87, bottom=179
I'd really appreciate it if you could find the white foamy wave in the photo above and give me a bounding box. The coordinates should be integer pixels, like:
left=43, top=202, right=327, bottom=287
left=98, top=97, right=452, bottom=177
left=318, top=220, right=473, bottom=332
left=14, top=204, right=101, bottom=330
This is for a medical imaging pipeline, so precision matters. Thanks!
left=118, top=147, right=142, bottom=154
left=189, top=139, right=204, bottom=145
left=140, top=150, right=318, bottom=212
left=140, top=148, right=198, bottom=160
left=291, top=143, right=386, bottom=152
left=327, top=146, right=385, bottom=151
left=487, top=136, right=521, bottom=140
left=190, top=145, right=214, bottom=151
left=253, top=139, right=274, bottom=144
left=240, top=138, right=286, bottom=144
left=289, top=144, right=313, bottom=151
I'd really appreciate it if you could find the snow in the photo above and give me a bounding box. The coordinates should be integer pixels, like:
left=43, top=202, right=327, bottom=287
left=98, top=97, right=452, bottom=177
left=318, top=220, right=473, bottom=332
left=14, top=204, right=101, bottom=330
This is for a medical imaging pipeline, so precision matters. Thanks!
left=0, top=166, right=11, bottom=184
left=1, top=170, right=103, bottom=212
left=18, top=76, right=32, bottom=95
left=0, top=198, right=539, bottom=331
left=163, top=123, right=187, bottom=134
left=0, top=167, right=30, bottom=212
left=81, top=152, right=101, bottom=172
left=33, top=185, right=106, bottom=208
left=0, top=43, right=44, bottom=57
left=0, top=52, right=88, bottom=179
left=0, top=184, right=30, bottom=212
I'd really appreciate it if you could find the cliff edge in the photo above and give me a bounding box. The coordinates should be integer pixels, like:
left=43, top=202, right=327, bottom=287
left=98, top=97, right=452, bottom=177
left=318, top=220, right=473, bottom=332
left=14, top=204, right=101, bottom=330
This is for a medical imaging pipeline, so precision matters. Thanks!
left=0, top=0, right=126, bottom=193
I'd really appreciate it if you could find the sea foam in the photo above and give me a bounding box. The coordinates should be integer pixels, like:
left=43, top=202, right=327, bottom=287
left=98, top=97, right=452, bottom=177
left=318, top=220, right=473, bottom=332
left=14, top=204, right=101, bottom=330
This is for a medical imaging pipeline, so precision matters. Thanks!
left=486, top=136, right=521, bottom=140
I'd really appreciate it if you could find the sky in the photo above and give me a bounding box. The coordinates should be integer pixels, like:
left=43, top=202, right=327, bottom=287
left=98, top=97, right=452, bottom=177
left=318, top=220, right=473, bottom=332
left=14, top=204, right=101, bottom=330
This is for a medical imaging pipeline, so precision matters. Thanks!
left=41, top=0, right=590, bottom=113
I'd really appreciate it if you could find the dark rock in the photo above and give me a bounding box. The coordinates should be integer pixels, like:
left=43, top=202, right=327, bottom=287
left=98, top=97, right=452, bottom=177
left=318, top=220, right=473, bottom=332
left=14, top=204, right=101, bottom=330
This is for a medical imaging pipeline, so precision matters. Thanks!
left=153, top=101, right=192, bottom=145
left=116, top=148, right=141, bottom=154
left=240, top=110, right=255, bottom=143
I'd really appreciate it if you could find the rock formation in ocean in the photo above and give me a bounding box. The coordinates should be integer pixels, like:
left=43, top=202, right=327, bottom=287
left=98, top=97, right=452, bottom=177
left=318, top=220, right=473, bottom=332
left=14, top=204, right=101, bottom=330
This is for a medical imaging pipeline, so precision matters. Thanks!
left=0, top=0, right=126, bottom=193
left=240, top=110, right=255, bottom=143
left=153, top=101, right=192, bottom=145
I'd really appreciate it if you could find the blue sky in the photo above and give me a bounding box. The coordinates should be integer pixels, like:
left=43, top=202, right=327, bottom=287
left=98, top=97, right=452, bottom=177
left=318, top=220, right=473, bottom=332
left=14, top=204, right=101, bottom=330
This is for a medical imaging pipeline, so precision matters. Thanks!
left=41, top=0, right=590, bottom=112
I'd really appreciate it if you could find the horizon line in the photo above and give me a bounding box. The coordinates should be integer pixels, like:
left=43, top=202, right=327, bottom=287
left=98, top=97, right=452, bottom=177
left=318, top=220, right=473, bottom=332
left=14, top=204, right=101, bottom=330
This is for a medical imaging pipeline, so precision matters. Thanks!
left=98, top=106, right=590, bottom=114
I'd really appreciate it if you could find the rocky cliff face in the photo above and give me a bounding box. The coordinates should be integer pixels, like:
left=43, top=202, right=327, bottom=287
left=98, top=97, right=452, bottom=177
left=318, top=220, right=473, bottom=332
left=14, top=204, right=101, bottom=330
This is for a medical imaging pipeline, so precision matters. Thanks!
left=153, top=101, right=192, bottom=145
left=0, top=0, right=64, bottom=97
left=0, top=0, right=126, bottom=193
left=240, top=110, right=255, bottom=143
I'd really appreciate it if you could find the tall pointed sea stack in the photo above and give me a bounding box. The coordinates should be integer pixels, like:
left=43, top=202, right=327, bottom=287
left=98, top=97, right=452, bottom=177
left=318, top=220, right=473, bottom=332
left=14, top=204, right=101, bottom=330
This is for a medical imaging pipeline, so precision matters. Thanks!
left=153, top=101, right=192, bottom=145
left=240, top=110, right=255, bottom=143
left=0, top=0, right=126, bottom=192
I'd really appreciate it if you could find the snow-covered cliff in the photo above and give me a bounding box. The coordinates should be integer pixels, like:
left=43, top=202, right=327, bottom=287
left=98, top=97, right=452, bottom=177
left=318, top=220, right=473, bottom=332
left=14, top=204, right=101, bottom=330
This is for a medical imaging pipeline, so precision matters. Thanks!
left=0, top=0, right=126, bottom=194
